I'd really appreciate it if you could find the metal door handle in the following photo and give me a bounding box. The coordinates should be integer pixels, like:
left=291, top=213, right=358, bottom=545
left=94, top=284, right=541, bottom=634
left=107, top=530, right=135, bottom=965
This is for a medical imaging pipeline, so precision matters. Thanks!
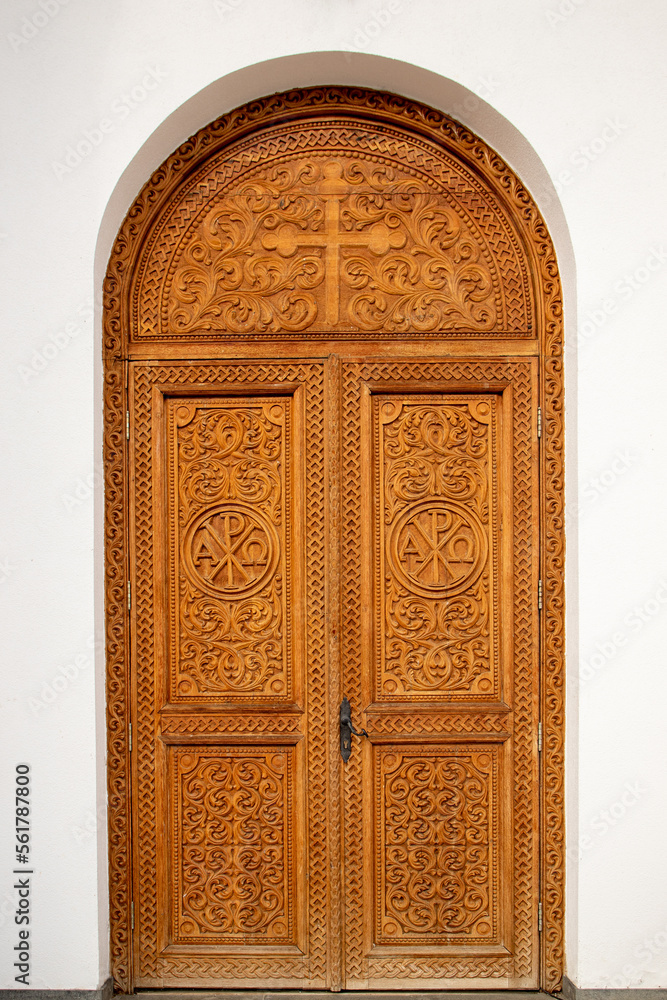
left=340, top=697, right=368, bottom=762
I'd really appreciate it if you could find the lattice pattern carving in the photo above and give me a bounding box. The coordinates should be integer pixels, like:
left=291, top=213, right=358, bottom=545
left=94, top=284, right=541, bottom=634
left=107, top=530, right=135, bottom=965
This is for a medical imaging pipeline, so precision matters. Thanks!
left=511, top=362, right=536, bottom=979
left=161, top=715, right=301, bottom=736
left=368, top=713, right=508, bottom=735
left=325, top=355, right=343, bottom=989
left=542, top=256, right=566, bottom=989
left=341, top=365, right=366, bottom=985
left=103, top=360, right=131, bottom=990
left=364, top=955, right=512, bottom=981
left=133, top=366, right=159, bottom=980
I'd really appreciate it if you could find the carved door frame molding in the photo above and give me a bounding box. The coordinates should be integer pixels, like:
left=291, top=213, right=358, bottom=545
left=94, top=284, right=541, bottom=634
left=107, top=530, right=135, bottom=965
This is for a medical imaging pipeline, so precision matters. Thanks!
left=103, top=86, right=565, bottom=993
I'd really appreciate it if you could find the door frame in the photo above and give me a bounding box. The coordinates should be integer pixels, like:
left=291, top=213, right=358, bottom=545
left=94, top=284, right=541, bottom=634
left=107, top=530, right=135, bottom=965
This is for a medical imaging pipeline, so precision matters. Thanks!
left=103, top=86, right=565, bottom=993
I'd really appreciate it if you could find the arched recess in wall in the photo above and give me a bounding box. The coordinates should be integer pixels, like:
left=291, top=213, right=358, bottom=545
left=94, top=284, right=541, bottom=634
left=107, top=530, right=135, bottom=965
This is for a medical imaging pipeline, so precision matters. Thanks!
left=103, top=85, right=565, bottom=994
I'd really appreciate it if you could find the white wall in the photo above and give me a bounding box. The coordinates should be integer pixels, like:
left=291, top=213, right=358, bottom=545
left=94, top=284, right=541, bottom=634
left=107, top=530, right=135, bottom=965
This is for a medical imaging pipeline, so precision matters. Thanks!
left=1, top=0, right=666, bottom=990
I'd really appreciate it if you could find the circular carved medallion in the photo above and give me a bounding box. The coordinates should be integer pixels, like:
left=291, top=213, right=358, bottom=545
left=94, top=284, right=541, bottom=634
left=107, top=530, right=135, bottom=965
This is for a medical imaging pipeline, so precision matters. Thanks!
left=183, top=503, right=279, bottom=599
left=389, top=500, right=487, bottom=598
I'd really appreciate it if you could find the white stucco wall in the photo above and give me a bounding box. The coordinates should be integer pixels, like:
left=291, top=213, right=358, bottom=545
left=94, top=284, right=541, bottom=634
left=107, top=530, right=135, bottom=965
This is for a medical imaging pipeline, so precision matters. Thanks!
left=1, top=0, right=666, bottom=990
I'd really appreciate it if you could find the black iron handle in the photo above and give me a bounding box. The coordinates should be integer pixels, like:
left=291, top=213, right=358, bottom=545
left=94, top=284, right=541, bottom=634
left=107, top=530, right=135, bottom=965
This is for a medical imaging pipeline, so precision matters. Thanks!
left=340, top=697, right=368, bottom=762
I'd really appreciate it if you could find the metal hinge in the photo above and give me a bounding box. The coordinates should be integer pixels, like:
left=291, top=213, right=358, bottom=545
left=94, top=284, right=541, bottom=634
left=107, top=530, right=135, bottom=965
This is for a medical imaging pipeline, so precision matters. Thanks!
left=127, top=580, right=131, bottom=610
left=538, top=579, right=543, bottom=610
left=126, top=410, right=130, bottom=440
left=537, top=722, right=543, bottom=753
left=128, top=722, right=132, bottom=753
left=538, top=901, right=543, bottom=932
left=537, top=406, right=542, bottom=439
left=131, top=900, right=135, bottom=930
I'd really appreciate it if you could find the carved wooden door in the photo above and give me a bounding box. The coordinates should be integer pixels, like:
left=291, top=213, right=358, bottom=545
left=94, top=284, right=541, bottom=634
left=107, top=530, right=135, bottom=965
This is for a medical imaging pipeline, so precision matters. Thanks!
left=130, top=361, right=329, bottom=987
left=129, top=357, right=539, bottom=989
left=339, top=362, right=540, bottom=988
left=108, top=88, right=564, bottom=994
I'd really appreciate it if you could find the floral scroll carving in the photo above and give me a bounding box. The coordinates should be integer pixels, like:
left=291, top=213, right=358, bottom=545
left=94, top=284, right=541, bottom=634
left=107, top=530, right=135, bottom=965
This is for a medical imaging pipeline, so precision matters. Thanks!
left=379, top=398, right=497, bottom=698
left=174, top=748, right=293, bottom=942
left=169, top=164, right=325, bottom=334
left=377, top=748, right=496, bottom=943
left=170, top=400, right=289, bottom=698
left=167, top=158, right=497, bottom=336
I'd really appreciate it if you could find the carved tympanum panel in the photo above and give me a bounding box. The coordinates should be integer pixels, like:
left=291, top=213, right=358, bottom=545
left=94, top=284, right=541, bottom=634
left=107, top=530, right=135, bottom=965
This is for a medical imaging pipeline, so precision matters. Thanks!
left=129, top=114, right=538, bottom=341
left=165, top=157, right=499, bottom=337
left=376, top=396, right=497, bottom=700
left=167, top=398, right=292, bottom=700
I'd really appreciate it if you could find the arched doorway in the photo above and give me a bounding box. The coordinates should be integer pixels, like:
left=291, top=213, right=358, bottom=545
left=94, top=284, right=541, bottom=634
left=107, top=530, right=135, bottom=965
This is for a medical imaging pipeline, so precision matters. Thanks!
left=104, top=86, right=564, bottom=992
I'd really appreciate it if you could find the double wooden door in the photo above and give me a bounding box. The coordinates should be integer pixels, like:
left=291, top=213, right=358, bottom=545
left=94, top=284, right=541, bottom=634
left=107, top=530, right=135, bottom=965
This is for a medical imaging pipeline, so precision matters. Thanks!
left=129, top=352, right=540, bottom=989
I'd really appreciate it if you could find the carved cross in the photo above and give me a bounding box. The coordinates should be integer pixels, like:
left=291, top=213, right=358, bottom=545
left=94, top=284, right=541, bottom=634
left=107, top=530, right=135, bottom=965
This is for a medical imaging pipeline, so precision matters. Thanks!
left=261, top=160, right=406, bottom=325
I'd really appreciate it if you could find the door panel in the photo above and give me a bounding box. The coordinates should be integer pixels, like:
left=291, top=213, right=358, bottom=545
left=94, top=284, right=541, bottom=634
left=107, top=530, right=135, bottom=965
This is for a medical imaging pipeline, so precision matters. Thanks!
left=341, top=361, right=540, bottom=988
left=165, top=393, right=300, bottom=705
left=130, top=361, right=330, bottom=988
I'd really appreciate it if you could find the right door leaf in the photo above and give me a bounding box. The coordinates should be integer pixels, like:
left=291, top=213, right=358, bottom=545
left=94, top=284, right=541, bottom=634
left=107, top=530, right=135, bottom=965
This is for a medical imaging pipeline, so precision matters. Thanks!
left=342, top=360, right=540, bottom=990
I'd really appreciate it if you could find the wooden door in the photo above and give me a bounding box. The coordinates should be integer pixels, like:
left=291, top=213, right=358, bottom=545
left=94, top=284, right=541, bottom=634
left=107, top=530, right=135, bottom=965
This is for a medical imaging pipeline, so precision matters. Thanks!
left=340, top=361, right=540, bottom=988
left=130, top=360, right=330, bottom=987
left=106, top=88, right=565, bottom=993
left=129, top=356, right=539, bottom=989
